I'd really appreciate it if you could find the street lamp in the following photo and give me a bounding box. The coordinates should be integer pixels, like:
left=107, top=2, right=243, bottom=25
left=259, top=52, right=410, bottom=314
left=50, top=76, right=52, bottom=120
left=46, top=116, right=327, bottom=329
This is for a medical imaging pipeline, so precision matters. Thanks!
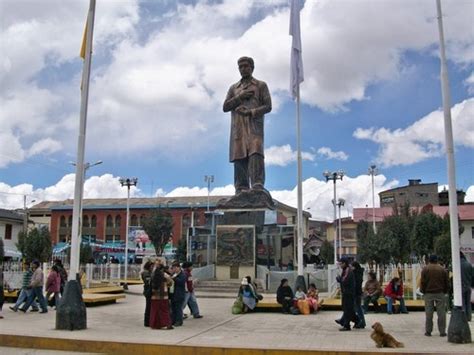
left=204, top=175, right=214, bottom=212
left=119, top=177, right=138, bottom=290
left=335, top=198, right=345, bottom=259
left=368, top=165, right=378, bottom=234
left=323, top=170, right=344, bottom=264
left=23, top=195, right=36, bottom=234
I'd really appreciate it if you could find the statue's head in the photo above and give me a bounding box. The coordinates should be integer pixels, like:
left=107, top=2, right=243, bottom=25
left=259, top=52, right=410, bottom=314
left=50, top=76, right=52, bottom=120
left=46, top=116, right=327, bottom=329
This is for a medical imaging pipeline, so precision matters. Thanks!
left=238, top=56, right=254, bottom=78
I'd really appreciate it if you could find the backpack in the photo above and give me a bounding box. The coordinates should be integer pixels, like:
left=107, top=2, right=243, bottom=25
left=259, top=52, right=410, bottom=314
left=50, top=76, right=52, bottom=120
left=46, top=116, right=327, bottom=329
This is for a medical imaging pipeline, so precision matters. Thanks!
left=232, top=296, right=244, bottom=315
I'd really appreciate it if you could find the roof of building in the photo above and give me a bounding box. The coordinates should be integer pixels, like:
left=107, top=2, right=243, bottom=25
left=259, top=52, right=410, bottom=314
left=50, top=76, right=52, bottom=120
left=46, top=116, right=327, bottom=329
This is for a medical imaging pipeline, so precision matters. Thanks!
left=0, top=208, right=24, bottom=222
left=31, top=196, right=310, bottom=217
left=353, top=204, right=474, bottom=222
left=379, top=182, right=438, bottom=195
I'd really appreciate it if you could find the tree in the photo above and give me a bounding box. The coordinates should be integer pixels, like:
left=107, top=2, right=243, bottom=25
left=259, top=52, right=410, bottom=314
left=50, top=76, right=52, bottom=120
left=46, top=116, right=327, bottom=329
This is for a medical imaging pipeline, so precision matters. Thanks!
left=142, top=209, right=174, bottom=255
left=16, top=226, right=52, bottom=262
left=376, top=215, right=411, bottom=264
left=356, top=220, right=375, bottom=264
left=319, top=239, right=334, bottom=265
left=410, top=212, right=444, bottom=260
left=80, top=243, right=93, bottom=264
left=434, top=232, right=452, bottom=266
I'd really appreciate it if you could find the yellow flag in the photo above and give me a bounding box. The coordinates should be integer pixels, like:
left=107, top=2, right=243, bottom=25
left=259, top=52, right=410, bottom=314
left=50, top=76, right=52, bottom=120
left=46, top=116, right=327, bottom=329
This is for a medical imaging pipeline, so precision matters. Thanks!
left=80, top=17, right=88, bottom=59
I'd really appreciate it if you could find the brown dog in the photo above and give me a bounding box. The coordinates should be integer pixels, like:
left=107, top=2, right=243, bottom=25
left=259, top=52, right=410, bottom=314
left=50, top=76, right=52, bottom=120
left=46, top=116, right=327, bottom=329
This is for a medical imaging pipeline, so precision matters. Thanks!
left=370, top=322, right=404, bottom=348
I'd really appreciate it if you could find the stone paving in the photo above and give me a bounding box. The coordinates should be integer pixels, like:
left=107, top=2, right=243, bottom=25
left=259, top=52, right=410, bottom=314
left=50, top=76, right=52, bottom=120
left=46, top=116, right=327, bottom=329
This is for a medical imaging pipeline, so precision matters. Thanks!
left=1, top=285, right=472, bottom=354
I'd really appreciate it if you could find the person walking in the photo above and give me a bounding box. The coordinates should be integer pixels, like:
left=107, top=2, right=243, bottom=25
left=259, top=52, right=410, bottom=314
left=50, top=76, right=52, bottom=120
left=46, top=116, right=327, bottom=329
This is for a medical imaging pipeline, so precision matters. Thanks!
left=383, top=277, right=408, bottom=314
left=335, top=257, right=357, bottom=331
left=352, top=261, right=366, bottom=328
left=182, top=262, right=203, bottom=319
left=362, top=271, right=381, bottom=313
left=9, top=263, right=39, bottom=312
left=420, top=254, right=449, bottom=337
left=141, top=260, right=154, bottom=327
left=45, top=265, right=61, bottom=309
left=54, top=259, right=68, bottom=296
left=149, top=259, right=173, bottom=330
left=20, top=260, right=48, bottom=313
left=171, top=262, right=186, bottom=327
left=460, top=252, right=472, bottom=321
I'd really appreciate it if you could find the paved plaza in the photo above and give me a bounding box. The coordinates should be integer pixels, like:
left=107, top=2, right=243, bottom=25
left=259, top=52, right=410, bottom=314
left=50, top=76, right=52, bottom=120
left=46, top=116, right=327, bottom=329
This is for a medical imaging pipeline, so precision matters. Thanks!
left=1, top=285, right=472, bottom=354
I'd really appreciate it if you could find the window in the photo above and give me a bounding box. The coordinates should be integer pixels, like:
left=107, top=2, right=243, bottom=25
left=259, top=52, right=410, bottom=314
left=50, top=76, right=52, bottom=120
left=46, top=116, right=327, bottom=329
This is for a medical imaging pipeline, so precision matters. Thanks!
left=83, top=216, right=90, bottom=227
left=68, top=215, right=72, bottom=227
left=5, top=224, right=12, bottom=240
left=91, top=215, right=97, bottom=227
left=60, top=216, right=66, bottom=227
left=131, top=214, right=138, bottom=226
left=106, top=215, right=113, bottom=227
left=115, top=215, right=121, bottom=227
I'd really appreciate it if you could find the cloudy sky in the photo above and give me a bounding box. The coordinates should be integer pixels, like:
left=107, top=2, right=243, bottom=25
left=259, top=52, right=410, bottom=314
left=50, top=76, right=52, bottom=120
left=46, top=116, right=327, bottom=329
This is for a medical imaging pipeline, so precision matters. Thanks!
left=1, top=0, right=473, bottom=221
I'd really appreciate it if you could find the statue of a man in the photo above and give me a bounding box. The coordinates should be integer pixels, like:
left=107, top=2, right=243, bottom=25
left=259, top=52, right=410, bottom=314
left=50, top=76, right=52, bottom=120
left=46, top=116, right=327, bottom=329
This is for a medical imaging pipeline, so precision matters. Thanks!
left=223, top=56, right=272, bottom=195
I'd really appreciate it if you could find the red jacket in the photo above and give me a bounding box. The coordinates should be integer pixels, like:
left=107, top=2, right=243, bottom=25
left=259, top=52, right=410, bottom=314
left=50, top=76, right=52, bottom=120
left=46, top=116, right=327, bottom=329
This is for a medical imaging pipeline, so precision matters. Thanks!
left=383, top=280, right=404, bottom=299
left=184, top=269, right=194, bottom=293
left=46, top=270, right=61, bottom=293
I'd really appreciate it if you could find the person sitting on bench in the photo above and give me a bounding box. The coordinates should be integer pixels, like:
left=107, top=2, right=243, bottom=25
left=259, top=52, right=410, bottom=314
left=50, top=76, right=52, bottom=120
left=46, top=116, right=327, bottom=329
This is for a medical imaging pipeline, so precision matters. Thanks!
left=362, top=271, right=381, bottom=313
left=383, top=277, right=408, bottom=314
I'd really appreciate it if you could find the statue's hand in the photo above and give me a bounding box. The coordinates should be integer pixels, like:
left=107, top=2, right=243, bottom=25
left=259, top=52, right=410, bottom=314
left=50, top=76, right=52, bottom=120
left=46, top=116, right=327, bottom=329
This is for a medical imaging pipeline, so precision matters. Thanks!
left=236, top=106, right=251, bottom=117
left=239, top=90, right=254, bottom=100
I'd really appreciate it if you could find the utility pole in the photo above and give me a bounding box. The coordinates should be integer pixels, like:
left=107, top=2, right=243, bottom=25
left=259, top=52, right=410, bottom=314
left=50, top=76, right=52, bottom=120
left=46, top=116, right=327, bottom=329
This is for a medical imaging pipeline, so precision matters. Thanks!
left=119, top=177, right=138, bottom=290
left=323, top=170, right=344, bottom=264
left=368, top=165, right=378, bottom=233
left=204, top=175, right=214, bottom=212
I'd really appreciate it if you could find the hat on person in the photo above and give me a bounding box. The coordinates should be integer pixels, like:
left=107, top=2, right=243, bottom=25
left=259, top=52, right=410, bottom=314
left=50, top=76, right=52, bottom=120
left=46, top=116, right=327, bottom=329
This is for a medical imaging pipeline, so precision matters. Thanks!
left=241, top=277, right=249, bottom=285
left=339, top=257, right=349, bottom=265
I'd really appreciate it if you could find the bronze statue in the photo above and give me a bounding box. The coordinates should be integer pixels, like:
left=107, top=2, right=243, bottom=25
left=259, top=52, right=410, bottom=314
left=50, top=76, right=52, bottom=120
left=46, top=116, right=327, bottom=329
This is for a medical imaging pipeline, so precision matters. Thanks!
left=223, top=56, right=272, bottom=197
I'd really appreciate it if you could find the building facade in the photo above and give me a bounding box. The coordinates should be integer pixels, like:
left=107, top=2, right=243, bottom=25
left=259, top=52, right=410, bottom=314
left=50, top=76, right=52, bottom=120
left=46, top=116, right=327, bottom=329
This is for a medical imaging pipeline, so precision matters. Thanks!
left=0, top=209, right=24, bottom=259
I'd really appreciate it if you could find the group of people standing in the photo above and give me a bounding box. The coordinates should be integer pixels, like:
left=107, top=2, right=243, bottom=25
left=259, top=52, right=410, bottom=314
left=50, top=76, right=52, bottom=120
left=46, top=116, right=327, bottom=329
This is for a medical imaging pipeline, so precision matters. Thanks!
left=141, top=258, right=203, bottom=330
left=9, top=259, right=67, bottom=314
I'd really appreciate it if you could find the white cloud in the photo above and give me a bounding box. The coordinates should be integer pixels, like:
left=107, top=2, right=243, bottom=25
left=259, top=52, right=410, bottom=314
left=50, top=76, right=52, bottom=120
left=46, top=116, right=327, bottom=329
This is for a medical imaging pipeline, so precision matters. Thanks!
left=265, top=144, right=315, bottom=167
left=465, top=185, right=474, bottom=203
left=1, top=0, right=473, bottom=166
left=353, top=98, right=474, bottom=167
left=27, top=138, right=62, bottom=157
left=316, top=147, right=348, bottom=161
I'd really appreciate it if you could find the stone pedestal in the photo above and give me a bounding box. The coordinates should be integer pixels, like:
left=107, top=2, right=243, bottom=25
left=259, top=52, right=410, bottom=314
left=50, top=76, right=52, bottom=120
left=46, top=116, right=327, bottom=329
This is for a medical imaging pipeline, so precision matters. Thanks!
left=56, top=280, right=87, bottom=331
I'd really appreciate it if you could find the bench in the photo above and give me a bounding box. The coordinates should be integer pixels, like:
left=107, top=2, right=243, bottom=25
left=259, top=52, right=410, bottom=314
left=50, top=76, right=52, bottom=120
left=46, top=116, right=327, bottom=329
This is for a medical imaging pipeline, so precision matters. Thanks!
left=82, top=293, right=125, bottom=306
left=83, top=286, right=124, bottom=294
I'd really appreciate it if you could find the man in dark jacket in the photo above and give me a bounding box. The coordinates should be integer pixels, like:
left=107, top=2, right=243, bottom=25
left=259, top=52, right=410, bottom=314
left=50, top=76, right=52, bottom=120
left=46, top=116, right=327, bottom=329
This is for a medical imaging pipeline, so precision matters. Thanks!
left=420, top=254, right=449, bottom=337
left=352, top=261, right=366, bottom=328
left=171, top=262, right=186, bottom=326
left=336, top=257, right=357, bottom=331
left=460, top=252, right=473, bottom=321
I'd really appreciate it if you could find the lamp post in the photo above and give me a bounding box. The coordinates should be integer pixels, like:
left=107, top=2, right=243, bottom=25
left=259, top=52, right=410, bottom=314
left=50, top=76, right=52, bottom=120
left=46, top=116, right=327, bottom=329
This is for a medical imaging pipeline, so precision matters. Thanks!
left=323, top=170, right=344, bottom=264
left=23, top=195, right=36, bottom=234
left=119, top=177, right=138, bottom=290
left=335, top=198, right=345, bottom=259
left=187, top=203, right=200, bottom=262
left=368, top=165, right=378, bottom=234
left=204, top=175, right=214, bottom=212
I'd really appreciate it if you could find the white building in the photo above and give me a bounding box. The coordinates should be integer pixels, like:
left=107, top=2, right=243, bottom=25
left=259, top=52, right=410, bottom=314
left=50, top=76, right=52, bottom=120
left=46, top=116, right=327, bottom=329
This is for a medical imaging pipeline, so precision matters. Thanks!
left=0, top=209, right=24, bottom=259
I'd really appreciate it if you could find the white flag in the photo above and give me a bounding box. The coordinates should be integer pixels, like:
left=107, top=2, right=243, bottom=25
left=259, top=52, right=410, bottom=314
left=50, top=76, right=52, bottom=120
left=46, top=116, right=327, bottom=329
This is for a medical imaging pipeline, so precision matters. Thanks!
left=290, top=0, right=304, bottom=99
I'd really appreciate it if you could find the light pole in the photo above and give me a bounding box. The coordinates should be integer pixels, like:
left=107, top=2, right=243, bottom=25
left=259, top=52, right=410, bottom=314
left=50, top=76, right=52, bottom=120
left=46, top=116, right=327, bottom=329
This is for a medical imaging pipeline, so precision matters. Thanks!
left=23, top=195, right=36, bottom=234
left=204, top=175, right=214, bottom=212
left=335, top=198, right=345, bottom=259
left=187, top=203, right=200, bottom=262
left=436, top=0, right=471, bottom=343
left=119, top=177, right=138, bottom=290
left=368, top=165, right=378, bottom=234
left=323, top=170, right=344, bottom=264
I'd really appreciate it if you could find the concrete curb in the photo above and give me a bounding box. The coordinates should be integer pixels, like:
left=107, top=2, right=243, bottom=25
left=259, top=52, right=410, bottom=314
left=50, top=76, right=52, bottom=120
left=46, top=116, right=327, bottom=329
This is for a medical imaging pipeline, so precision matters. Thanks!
left=0, top=334, right=455, bottom=355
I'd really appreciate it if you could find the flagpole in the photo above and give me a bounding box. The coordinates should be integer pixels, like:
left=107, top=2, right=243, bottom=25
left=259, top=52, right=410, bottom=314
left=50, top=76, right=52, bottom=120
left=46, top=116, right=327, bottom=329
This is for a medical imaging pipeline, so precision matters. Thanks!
left=436, top=0, right=471, bottom=343
left=57, top=0, right=96, bottom=331
left=296, top=85, right=304, bottom=280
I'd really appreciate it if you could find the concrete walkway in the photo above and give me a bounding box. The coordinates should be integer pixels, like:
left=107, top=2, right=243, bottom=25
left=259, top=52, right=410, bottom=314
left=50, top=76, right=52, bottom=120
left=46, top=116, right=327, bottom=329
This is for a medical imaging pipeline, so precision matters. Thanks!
left=1, top=285, right=472, bottom=354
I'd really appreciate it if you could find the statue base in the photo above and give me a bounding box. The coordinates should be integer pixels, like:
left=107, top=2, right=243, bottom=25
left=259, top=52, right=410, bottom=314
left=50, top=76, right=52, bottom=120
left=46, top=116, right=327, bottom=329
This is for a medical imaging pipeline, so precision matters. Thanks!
left=217, top=188, right=274, bottom=210
left=56, top=280, right=87, bottom=331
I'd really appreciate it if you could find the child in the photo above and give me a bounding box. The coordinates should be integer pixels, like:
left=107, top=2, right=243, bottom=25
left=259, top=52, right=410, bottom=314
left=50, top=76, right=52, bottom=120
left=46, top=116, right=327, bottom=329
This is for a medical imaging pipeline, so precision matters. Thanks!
left=306, top=283, right=324, bottom=313
left=294, top=286, right=306, bottom=300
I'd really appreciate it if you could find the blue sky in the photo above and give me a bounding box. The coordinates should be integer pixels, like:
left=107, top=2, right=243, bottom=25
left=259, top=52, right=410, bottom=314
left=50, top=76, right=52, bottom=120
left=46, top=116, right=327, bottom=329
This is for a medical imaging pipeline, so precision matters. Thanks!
left=0, top=0, right=473, bottom=221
